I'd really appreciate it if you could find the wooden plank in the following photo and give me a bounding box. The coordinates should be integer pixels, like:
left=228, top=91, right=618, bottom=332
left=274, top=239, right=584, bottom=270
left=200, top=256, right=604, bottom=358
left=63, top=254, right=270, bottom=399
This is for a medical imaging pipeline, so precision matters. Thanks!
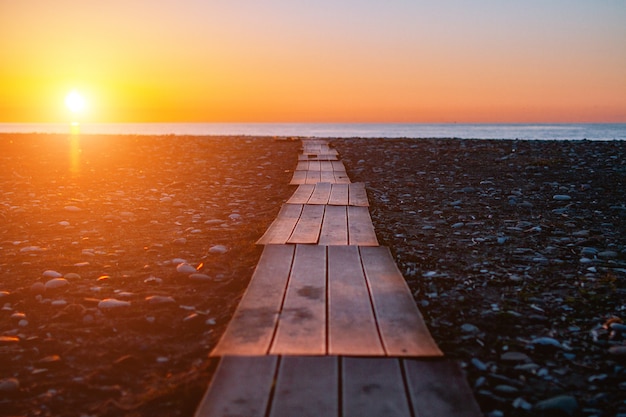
left=287, top=204, right=324, bottom=244
left=286, top=184, right=315, bottom=205
left=331, top=160, right=346, bottom=171
left=348, top=182, right=369, bottom=207
left=318, top=205, right=348, bottom=246
left=342, top=357, right=412, bottom=417
left=305, top=170, right=322, bottom=184
left=307, top=160, right=321, bottom=171
left=269, top=356, right=339, bottom=417
left=334, top=171, right=351, bottom=183
left=290, top=170, right=307, bottom=185
left=299, top=154, right=338, bottom=161
left=295, top=161, right=309, bottom=171
left=404, top=360, right=483, bottom=417
left=347, top=206, right=378, bottom=246
left=328, top=183, right=349, bottom=206
left=195, top=355, right=278, bottom=417
left=360, top=246, right=443, bottom=357
left=327, top=246, right=384, bottom=355
left=320, top=161, right=335, bottom=171
left=308, top=182, right=332, bottom=205
left=257, top=204, right=303, bottom=245
left=320, top=170, right=336, bottom=183
left=210, top=245, right=294, bottom=356
left=270, top=245, right=327, bottom=355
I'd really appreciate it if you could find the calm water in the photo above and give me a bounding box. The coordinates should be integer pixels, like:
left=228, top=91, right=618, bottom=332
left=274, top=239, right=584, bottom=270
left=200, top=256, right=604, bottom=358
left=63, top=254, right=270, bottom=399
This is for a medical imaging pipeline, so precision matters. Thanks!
left=1, top=123, right=625, bottom=140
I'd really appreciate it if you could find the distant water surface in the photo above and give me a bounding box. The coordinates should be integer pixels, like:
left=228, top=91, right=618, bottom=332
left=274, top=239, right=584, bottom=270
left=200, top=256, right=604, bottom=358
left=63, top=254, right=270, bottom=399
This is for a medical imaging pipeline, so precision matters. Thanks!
left=1, top=123, right=625, bottom=140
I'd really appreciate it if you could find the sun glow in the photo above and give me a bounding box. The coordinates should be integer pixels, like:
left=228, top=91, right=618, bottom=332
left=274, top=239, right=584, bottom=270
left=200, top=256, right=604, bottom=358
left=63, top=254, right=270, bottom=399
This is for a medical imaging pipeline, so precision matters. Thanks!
left=65, top=90, right=86, bottom=114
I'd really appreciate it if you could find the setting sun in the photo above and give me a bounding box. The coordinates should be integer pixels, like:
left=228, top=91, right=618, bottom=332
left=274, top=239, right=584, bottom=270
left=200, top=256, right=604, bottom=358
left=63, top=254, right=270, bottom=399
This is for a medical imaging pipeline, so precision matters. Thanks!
left=65, top=90, right=86, bottom=114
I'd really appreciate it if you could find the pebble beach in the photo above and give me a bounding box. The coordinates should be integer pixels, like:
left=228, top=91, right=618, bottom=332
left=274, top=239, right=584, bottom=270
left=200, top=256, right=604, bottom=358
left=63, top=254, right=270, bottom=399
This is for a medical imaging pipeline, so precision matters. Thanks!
left=1, top=134, right=626, bottom=416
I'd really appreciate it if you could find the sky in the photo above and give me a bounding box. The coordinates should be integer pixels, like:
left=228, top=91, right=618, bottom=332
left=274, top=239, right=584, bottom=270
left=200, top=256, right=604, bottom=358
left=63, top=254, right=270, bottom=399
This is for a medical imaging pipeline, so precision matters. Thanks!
left=1, top=0, right=625, bottom=123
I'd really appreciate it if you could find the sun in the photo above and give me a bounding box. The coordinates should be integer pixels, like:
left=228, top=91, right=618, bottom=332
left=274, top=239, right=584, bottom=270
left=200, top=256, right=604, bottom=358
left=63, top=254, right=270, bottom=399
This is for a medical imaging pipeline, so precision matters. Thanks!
left=65, top=90, right=86, bottom=114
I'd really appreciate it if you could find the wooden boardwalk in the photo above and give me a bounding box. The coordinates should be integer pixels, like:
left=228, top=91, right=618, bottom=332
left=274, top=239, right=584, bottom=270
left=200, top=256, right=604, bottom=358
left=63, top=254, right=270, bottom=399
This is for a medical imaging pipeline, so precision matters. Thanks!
left=195, top=139, right=482, bottom=417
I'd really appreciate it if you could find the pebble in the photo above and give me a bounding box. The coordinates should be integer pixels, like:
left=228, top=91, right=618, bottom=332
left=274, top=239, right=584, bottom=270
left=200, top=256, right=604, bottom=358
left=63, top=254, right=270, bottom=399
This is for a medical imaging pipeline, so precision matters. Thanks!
left=534, top=395, right=578, bottom=416
left=471, top=358, right=488, bottom=371
left=189, top=273, right=212, bottom=282
left=461, top=323, right=480, bottom=334
left=176, top=263, right=197, bottom=274
left=145, top=295, right=176, bottom=305
left=500, top=352, right=531, bottom=363
left=98, top=298, right=131, bottom=309
left=64, top=272, right=81, bottom=280
left=0, top=336, right=20, bottom=344
left=608, top=346, right=626, bottom=356
left=64, top=205, right=82, bottom=212
left=0, top=378, right=20, bottom=393
left=598, top=250, right=618, bottom=259
left=42, top=270, right=63, bottom=278
left=44, top=278, right=69, bottom=290
left=553, top=195, right=572, bottom=201
left=531, top=337, right=563, bottom=349
left=209, top=244, right=228, bottom=254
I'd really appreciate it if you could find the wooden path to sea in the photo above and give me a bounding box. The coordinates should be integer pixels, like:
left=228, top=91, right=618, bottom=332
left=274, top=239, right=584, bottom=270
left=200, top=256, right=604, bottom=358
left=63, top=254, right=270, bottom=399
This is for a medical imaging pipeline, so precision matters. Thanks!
left=194, top=139, right=482, bottom=417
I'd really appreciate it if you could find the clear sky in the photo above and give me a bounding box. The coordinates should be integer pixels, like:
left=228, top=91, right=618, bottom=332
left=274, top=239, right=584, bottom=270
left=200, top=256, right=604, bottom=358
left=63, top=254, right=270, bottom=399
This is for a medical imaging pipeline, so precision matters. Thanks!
left=1, top=0, right=625, bottom=123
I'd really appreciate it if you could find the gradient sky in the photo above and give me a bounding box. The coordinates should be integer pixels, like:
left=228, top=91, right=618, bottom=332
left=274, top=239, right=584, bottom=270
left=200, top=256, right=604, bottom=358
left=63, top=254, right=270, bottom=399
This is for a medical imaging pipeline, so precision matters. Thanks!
left=1, top=0, right=625, bottom=123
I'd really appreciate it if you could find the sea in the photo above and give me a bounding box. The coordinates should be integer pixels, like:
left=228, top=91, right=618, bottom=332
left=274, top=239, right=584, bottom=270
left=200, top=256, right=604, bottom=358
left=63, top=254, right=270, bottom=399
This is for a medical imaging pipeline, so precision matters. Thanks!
left=1, top=123, right=625, bottom=141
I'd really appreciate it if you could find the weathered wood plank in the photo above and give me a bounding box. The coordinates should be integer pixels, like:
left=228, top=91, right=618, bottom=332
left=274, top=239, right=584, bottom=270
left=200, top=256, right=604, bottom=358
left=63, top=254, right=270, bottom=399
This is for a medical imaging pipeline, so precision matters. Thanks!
left=210, top=245, right=294, bottom=356
left=328, top=183, right=350, bottom=206
left=287, top=204, right=324, bottom=244
left=308, top=160, right=321, bottom=171
left=295, top=161, right=309, bottom=171
left=334, top=171, right=351, bottom=183
left=327, top=246, right=384, bottom=355
left=290, top=170, right=307, bottom=185
left=298, top=154, right=338, bottom=161
left=305, top=170, right=322, bottom=184
left=195, top=355, right=278, bottom=417
left=318, top=205, right=348, bottom=245
left=269, top=356, right=339, bottom=417
left=360, top=246, right=443, bottom=357
left=308, top=182, right=332, bottom=205
left=320, top=161, right=335, bottom=171
left=270, top=245, right=327, bottom=355
left=342, top=357, right=412, bottom=417
left=404, top=360, right=483, bottom=417
left=348, top=182, right=369, bottom=207
left=286, top=184, right=315, bottom=205
left=331, top=160, right=346, bottom=171
left=347, top=206, right=378, bottom=246
left=257, top=204, right=303, bottom=245
left=320, top=170, right=337, bottom=183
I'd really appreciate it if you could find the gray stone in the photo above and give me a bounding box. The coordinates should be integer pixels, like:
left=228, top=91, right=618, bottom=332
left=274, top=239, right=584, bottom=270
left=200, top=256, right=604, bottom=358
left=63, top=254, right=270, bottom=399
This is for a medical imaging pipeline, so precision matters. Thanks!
left=500, top=351, right=531, bottom=363
left=0, top=378, right=20, bottom=393
left=534, top=395, right=578, bottom=416
left=553, top=195, right=572, bottom=201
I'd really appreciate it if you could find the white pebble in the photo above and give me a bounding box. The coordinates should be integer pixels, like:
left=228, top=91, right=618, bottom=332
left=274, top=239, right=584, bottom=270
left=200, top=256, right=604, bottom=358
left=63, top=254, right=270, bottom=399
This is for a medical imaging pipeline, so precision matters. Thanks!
left=189, top=273, right=212, bottom=282
left=43, top=270, right=63, bottom=278
left=98, top=298, right=131, bottom=309
left=209, top=245, right=228, bottom=254
left=176, top=263, right=197, bottom=274
left=45, top=278, right=69, bottom=290
left=146, top=295, right=176, bottom=304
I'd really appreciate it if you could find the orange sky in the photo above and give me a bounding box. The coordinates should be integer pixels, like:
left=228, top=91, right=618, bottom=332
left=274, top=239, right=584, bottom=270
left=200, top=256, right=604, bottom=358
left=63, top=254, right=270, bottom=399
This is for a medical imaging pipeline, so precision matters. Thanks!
left=1, top=0, right=625, bottom=123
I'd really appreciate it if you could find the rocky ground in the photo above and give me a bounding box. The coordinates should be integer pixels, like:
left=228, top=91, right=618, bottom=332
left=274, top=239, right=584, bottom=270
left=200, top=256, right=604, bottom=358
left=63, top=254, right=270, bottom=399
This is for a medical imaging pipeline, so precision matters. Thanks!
left=2, top=134, right=625, bottom=417
left=333, top=138, right=626, bottom=417
left=0, top=134, right=299, bottom=417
